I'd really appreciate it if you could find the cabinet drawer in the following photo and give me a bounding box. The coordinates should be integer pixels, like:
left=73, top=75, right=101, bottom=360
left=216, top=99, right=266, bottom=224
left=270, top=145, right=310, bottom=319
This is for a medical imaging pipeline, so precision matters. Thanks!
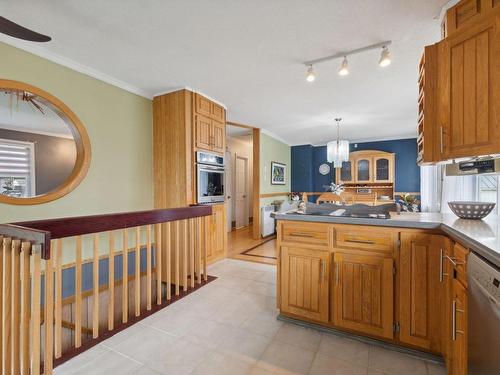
left=453, top=242, right=469, bottom=287
left=334, top=226, right=395, bottom=254
left=280, top=222, right=332, bottom=248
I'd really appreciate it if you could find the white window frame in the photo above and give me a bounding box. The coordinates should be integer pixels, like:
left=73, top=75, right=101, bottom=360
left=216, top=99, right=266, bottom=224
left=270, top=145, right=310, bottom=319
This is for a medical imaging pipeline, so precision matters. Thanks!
left=0, top=138, right=36, bottom=196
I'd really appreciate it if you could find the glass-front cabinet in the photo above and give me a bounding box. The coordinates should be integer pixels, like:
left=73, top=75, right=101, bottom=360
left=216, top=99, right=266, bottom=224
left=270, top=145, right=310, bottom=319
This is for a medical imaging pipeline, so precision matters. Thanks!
left=355, top=158, right=372, bottom=182
left=338, top=161, right=353, bottom=184
left=335, top=150, right=395, bottom=185
left=373, top=156, right=393, bottom=183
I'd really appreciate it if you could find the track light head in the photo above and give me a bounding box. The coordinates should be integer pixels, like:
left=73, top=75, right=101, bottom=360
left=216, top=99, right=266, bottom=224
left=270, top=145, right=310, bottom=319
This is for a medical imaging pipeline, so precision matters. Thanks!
left=379, top=46, right=391, bottom=67
left=338, top=56, right=349, bottom=76
left=306, top=64, right=316, bottom=82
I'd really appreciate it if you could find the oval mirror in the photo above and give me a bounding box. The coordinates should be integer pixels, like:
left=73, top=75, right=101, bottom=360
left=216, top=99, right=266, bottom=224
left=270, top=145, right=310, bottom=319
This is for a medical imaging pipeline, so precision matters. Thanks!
left=0, top=80, right=91, bottom=205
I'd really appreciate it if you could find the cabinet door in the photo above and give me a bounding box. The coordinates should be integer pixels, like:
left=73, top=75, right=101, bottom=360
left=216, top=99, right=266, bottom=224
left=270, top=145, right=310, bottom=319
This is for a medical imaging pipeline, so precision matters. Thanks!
left=373, top=156, right=393, bottom=183
left=195, top=115, right=213, bottom=151
left=337, top=160, right=354, bottom=184
left=195, top=93, right=212, bottom=118
left=399, top=233, right=448, bottom=351
left=439, top=15, right=500, bottom=159
left=333, top=252, right=393, bottom=339
left=211, top=204, right=226, bottom=258
left=355, top=158, right=372, bottom=182
left=281, top=246, right=329, bottom=323
left=211, top=102, right=225, bottom=123
left=211, top=121, right=225, bottom=154
left=451, top=279, right=467, bottom=375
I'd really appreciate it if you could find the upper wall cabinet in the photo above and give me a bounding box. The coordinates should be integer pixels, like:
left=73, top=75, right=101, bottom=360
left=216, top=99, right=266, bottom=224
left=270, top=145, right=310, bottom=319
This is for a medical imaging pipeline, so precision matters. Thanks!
left=194, top=93, right=226, bottom=154
left=420, top=2, right=500, bottom=163
left=336, top=150, right=395, bottom=184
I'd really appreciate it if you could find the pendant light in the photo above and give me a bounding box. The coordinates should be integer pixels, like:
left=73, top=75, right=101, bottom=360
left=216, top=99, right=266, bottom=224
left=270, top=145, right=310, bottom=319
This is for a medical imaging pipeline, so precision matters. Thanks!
left=338, top=56, right=349, bottom=76
left=379, top=45, right=391, bottom=67
left=326, top=118, right=349, bottom=168
left=306, top=64, right=316, bottom=82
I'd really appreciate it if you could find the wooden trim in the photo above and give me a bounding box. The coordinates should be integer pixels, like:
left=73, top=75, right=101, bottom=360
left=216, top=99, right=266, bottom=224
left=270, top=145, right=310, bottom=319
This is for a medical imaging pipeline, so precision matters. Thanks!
left=226, top=121, right=257, bottom=129
left=13, top=206, right=212, bottom=241
left=0, top=79, right=91, bottom=206
left=252, top=128, right=261, bottom=240
left=0, top=224, right=50, bottom=259
left=395, top=192, right=421, bottom=196
left=259, top=192, right=291, bottom=198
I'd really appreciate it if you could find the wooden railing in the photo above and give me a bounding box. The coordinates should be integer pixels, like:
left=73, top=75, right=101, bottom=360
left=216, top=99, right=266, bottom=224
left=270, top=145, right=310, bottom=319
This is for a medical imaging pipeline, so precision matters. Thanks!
left=0, top=205, right=213, bottom=374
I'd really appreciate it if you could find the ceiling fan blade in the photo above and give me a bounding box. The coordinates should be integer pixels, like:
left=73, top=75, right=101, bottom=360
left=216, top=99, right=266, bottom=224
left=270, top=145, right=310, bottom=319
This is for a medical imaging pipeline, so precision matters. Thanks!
left=0, top=16, right=51, bottom=42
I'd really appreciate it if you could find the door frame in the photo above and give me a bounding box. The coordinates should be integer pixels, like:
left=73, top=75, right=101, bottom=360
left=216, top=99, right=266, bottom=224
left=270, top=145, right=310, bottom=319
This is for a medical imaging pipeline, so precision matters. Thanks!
left=226, top=121, right=261, bottom=239
left=234, top=154, right=249, bottom=228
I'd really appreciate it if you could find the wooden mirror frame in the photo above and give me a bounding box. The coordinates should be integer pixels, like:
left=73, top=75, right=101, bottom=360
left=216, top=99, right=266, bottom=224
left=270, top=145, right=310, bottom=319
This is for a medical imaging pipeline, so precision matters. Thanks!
left=0, top=79, right=91, bottom=205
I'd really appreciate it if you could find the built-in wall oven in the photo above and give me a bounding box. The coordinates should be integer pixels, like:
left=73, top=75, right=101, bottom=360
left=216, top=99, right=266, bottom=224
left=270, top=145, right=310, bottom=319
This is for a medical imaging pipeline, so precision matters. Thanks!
left=196, top=151, right=225, bottom=204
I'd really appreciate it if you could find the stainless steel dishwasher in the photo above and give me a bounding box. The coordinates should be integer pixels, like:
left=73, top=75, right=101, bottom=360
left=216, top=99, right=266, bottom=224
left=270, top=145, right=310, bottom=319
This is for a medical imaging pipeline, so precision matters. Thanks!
left=467, top=253, right=500, bottom=374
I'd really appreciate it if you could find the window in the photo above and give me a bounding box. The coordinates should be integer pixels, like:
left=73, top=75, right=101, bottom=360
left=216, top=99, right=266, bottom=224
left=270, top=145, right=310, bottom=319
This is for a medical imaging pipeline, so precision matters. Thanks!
left=477, top=175, right=499, bottom=214
left=0, top=139, right=35, bottom=198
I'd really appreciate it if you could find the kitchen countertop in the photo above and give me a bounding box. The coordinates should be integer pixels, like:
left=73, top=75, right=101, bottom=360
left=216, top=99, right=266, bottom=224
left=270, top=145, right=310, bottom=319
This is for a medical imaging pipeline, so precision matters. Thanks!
left=273, top=210, right=500, bottom=268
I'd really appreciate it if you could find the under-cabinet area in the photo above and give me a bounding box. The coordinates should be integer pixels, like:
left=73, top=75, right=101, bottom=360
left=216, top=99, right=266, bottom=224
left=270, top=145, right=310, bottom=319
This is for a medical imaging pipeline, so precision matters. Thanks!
left=276, top=219, right=470, bottom=375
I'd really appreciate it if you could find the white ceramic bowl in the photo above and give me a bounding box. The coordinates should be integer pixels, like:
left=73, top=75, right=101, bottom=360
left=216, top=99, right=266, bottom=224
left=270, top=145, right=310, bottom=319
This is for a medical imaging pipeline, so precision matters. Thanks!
left=448, top=201, right=496, bottom=219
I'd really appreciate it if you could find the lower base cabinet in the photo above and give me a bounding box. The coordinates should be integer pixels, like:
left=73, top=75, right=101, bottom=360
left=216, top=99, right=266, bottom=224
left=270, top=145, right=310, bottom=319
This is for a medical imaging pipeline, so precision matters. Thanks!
left=450, top=273, right=468, bottom=375
left=280, top=246, right=329, bottom=323
left=333, top=252, right=394, bottom=339
left=206, top=203, right=227, bottom=264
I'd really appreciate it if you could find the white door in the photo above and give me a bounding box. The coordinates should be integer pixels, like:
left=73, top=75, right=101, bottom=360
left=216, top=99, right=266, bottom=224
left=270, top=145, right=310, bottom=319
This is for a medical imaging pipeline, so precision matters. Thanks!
left=225, top=150, right=232, bottom=232
left=235, top=155, right=249, bottom=228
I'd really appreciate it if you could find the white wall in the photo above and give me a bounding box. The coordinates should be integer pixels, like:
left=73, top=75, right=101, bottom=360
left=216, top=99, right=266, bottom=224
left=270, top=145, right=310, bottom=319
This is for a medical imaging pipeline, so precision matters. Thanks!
left=226, top=135, right=253, bottom=223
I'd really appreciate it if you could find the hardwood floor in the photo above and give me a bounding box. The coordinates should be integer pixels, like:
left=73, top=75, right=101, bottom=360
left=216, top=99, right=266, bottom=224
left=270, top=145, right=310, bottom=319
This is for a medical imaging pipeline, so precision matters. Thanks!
left=228, top=226, right=276, bottom=265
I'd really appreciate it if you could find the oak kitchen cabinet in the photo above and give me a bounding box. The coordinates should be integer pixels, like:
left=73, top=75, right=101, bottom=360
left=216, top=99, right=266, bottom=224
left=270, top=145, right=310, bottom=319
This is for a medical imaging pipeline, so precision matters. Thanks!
left=419, top=2, right=500, bottom=163
left=277, top=219, right=471, bottom=374
left=194, top=93, right=225, bottom=154
left=207, top=203, right=227, bottom=263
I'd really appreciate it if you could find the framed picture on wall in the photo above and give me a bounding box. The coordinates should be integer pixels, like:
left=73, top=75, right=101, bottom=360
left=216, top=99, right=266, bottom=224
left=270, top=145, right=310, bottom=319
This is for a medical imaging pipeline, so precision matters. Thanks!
left=271, top=161, right=286, bottom=185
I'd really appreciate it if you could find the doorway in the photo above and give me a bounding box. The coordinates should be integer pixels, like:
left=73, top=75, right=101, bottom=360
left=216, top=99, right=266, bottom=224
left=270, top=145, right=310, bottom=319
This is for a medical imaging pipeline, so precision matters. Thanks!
left=235, top=154, right=249, bottom=228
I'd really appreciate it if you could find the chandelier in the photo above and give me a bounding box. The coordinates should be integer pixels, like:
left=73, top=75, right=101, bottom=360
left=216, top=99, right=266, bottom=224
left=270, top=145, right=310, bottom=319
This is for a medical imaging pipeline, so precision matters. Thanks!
left=326, top=118, right=349, bottom=168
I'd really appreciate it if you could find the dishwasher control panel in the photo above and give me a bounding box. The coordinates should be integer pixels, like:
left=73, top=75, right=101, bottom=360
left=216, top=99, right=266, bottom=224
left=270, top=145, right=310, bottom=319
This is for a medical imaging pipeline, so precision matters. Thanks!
left=468, top=254, right=500, bottom=302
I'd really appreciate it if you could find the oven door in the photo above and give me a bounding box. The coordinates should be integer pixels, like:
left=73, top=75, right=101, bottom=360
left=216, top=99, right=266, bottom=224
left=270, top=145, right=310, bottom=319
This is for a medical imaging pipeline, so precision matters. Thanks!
left=197, top=164, right=225, bottom=203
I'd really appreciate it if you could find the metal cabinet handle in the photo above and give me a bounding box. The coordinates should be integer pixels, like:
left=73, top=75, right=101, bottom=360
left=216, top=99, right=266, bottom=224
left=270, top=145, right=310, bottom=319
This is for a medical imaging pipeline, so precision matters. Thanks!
left=445, top=254, right=465, bottom=267
left=320, top=260, right=326, bottom=282
left=440, top=126, right=444, bottom=154
left=452, top=299, right=465, bottom=341
left=289, top=232, right=314, bottom=238
left=345, top=238, right=376, bottom=245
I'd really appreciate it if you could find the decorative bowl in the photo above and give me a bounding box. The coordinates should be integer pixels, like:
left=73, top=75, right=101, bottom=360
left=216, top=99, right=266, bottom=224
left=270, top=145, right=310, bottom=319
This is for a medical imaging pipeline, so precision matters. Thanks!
left=448, top=201, right=496, bottom=219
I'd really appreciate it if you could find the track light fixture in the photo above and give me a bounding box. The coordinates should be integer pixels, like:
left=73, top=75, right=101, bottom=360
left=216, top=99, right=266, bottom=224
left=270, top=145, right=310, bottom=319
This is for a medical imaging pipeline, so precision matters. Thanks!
left=338, top=56, right=349, bottom=76
left=379, top=45, right=391, bottom=67
left=306, top=64, right=316, bottom=82
left=304, top=40, right=392, bottom=81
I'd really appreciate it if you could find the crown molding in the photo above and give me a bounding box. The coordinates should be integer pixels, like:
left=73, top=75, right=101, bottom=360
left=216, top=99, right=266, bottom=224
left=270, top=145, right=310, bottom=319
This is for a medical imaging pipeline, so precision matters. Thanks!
left=153, top=87, right=227, bottom=109
left=0, top=36, right=152, bottom=99
left=260, top=128, right=291, bottom=146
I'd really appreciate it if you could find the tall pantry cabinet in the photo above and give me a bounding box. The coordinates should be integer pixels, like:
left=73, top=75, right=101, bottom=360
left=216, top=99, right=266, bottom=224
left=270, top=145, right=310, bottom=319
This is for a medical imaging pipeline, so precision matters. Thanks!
left=153, top=89, right=227, bottom=269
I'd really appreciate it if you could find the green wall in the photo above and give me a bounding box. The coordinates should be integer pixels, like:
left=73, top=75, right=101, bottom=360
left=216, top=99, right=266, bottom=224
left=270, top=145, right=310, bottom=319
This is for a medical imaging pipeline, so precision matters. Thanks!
left=259, top=132, right=291, bottom=207
left=0, top=42, right=153, bottom=223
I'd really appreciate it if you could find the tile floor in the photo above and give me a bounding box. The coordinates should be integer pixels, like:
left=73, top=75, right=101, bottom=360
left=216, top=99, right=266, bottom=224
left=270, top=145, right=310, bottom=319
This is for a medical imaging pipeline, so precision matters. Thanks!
left=55, top=259, right=446, bottom=375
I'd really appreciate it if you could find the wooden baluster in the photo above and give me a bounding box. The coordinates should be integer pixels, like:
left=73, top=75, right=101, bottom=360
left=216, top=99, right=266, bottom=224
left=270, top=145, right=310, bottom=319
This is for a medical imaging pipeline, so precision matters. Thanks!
left=3, top=237, right=12, bottom=374
left=93, top=234, right=100, bottom=338
left=31, top=247, right=42, bottom=375
left=189, top=219, right=195, bottom=289
left=175, top=221, right=180, bottom=296
left=183, top=220, right=188, bottom=292
left=166, top=222, right=171, bottom=301
left=108, top=231, right=115, bottom=331
left=122, top=229, right=128, bottom=323
left=54, top=239, right=62, bottom=359
left=0, top=236, right=3, bottom=374
left=75, top=236, right=82, bottom=348
left=203, top=216, right=208, bottom=281
left=155, top=223, right=162, bottom=305
left=196, top=217, right=202, bottom=284
left=12, top=240, right=21, bottom=375
left=20, top=242, right=31, bottom=375
left=44, top=240, right=54, bottom=374
left=135, top=227, right=141, bottom=317
left=146, top=225, right=152, bottom=310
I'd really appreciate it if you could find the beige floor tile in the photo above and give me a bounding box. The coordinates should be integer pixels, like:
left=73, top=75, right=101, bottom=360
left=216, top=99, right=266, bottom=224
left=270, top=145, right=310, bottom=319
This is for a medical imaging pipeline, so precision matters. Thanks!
left=191, top=350, right=257, bottom=375
left=309, top=353, right=368, bottom=375
left=427, top=362, right=447, bottom=375
left=241, top=310, right=283, bottom=338
left=245, top=280, right=277, bottom=297
left=54, top=345, right=109, bottom=374
left=274, top=323, right=322, bottom=352
left=144, top=309, right=205, bottom=337
left=368, top=345, right=428, bottom=375
left=184, top=319, right=236, bottom=346
left=212, top=275, right=256, bottom=291
left=133, top=366, right=162, bottom=375
left=217, top=326, right=273, bottom=361
left=250, top=364, right=276, bottom=375
left=70, top=349, right=143, bottom=375
left=318, top=333, right=370, bottom=366
left=259, top=340, right=316, bottom=375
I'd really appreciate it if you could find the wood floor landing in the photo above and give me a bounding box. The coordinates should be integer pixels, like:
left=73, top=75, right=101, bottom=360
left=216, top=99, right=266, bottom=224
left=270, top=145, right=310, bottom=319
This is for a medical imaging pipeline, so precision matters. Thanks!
left=228, top=226, right=277, bottom=265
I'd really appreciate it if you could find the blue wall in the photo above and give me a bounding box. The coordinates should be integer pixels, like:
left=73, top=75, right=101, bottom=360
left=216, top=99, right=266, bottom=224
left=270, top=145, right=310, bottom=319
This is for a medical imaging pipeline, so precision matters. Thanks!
left=291, top=138, right=420, bottom=193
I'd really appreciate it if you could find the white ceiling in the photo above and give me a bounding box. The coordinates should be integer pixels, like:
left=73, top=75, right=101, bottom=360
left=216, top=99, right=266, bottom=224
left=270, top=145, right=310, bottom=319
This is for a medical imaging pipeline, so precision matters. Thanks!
left=1, top=1, right=447, bottom=145
left=0, top=91, right=73, bottom=138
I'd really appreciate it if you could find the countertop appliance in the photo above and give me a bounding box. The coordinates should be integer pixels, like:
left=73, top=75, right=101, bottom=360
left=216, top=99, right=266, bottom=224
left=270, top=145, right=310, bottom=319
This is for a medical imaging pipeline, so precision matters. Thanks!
left=446, top=157, right=500, bottom=176
left=289, top=203, right=398, bottom=219
left=468, top=253, right=500, bottom=374
left=196, top=151, right=225, bottom=204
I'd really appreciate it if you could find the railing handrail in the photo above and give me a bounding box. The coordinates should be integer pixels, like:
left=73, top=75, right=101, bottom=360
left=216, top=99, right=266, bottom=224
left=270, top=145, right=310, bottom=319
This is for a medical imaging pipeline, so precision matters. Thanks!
left=4, top=205, right=212, bottom=259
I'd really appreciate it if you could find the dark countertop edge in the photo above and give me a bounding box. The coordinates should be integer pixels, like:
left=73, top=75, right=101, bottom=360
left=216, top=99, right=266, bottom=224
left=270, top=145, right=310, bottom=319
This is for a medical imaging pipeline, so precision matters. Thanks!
left=274, top=213, right=500, bottom=268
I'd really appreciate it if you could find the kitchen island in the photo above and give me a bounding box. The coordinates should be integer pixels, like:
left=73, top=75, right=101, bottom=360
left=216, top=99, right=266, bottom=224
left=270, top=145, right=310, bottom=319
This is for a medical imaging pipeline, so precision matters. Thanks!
left=273, top=205, right=496, bottom=375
